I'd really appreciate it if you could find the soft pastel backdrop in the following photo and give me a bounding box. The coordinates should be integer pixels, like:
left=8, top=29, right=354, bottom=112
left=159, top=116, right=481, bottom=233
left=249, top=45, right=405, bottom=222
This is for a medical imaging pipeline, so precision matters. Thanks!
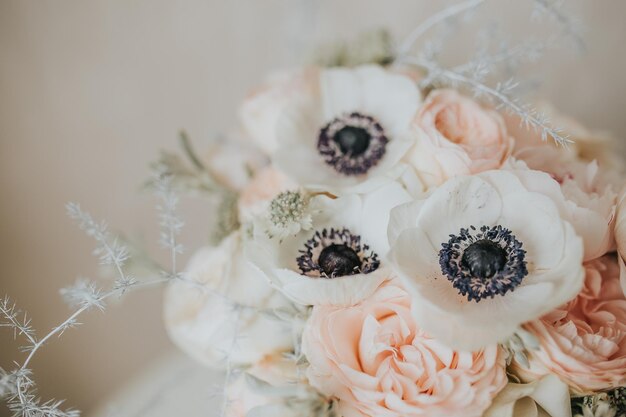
left=1, top=1, right=625, bottom=416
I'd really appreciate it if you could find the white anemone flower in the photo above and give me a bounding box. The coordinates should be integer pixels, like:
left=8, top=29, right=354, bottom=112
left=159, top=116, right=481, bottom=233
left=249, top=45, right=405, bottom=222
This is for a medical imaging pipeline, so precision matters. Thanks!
left=388, top=170, right=585, bottom=350
left=247, top=181, right=411, bottom=306
left=164, top=232, right=293, bottom=368
left=273, top=65, right=421, bottom=194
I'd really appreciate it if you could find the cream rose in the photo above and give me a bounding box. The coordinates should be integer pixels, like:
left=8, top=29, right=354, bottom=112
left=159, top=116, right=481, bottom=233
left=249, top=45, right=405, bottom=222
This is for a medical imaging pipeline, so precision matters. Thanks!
left=163, top=232, right=293, bottom=368
left=204, top=136, right=268, bottom=191
left=405, top=89, right=513, bottom=188
left=302, top=281, right=507, bottom=417
left=484, top=375, right=571, bottom=417
left=239, top=67, right=318, bottom=155
left=225, top=354, right=331, bottom=417
left=515, top=255, right=626, bottom=394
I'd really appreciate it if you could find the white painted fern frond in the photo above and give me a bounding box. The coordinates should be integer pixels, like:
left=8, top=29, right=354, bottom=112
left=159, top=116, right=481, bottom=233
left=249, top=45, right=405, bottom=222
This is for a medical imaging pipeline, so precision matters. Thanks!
left=66, top=202, right=136, bottom=292
left=1, top=178, right=187, bottom=416
left=0, top=296, right=37, bottom=348
left=153, top=173, right=184, bottom=279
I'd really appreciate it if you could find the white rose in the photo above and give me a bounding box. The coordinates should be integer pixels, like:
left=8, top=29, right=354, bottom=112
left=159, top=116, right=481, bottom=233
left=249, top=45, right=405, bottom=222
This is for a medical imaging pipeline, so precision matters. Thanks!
left=239, top=68, right=318, bottom=155
left=163, top=232, right=293, bottom=368
left=204, top=136, right=268, bottom=191
left=225, top=354, right=326, bottom=417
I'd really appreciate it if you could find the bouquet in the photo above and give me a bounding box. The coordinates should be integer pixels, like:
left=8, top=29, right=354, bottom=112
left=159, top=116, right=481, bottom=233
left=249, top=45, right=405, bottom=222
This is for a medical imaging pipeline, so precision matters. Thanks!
left=2, top=2, right=626, bottom=417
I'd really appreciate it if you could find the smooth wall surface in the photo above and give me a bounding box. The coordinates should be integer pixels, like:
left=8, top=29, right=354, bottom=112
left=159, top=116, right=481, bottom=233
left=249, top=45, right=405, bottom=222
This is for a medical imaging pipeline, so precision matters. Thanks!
left=1, top=1, right=625, bottom=415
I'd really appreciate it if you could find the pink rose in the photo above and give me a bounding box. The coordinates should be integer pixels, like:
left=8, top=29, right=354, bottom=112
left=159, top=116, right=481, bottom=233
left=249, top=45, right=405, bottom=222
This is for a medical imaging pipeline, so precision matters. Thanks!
left=504, top=156, right=618, bottom=261
left=405, top=89, right=513, bottom=188
left=517, top=255, right=626, bottom=394
left=302, top=281, right=507, bottom=417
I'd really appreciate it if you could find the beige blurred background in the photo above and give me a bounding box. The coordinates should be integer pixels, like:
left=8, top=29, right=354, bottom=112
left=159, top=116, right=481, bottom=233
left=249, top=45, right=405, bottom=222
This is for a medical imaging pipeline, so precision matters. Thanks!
left=1, top=1, right=625, bottom=416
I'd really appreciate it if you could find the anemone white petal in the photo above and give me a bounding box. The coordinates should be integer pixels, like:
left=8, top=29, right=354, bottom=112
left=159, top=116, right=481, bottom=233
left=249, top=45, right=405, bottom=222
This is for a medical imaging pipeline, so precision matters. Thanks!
left=416, top=175, right=504, bottom=247
left=271, top=268, right=389, bottom=307
left=321, top=65, right=420, bottom=137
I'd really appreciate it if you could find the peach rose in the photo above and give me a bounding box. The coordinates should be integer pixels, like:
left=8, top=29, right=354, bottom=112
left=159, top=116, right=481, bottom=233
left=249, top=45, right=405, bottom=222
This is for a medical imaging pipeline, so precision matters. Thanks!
left=507, top=105, right=623, bottom=261
left=516, top=255, right=626, bottom=394
left=301, top=281, right=507, bottom=417
left=405, top=89, right=513, bottom=188
left=237, top=166, right=297, bottom=223
left=505, top=156, right=618, bottom=261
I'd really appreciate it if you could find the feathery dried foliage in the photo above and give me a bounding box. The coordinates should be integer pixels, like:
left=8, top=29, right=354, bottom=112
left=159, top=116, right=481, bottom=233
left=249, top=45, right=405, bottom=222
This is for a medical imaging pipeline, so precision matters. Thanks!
left=0, top=297, right=37, bottom=349
left=396, top=0, right=583, bottom=146
left=1, top=174, right=186, bottom=416
left=148, top=131, right=221, bottom=196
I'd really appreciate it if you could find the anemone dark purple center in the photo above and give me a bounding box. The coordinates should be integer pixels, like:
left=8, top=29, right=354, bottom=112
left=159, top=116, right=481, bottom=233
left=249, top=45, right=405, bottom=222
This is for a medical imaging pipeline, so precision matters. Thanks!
left=317, top=112, right=388, bottom=176
left=439, top=225, right=528, bottom=302
left=461, top=239, right=507, bottom=279
left=297, top=227, right=380, bottom=279
left=333, top=126, right=371, bottom=156
left=318, top=244, right=362, bottom=277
